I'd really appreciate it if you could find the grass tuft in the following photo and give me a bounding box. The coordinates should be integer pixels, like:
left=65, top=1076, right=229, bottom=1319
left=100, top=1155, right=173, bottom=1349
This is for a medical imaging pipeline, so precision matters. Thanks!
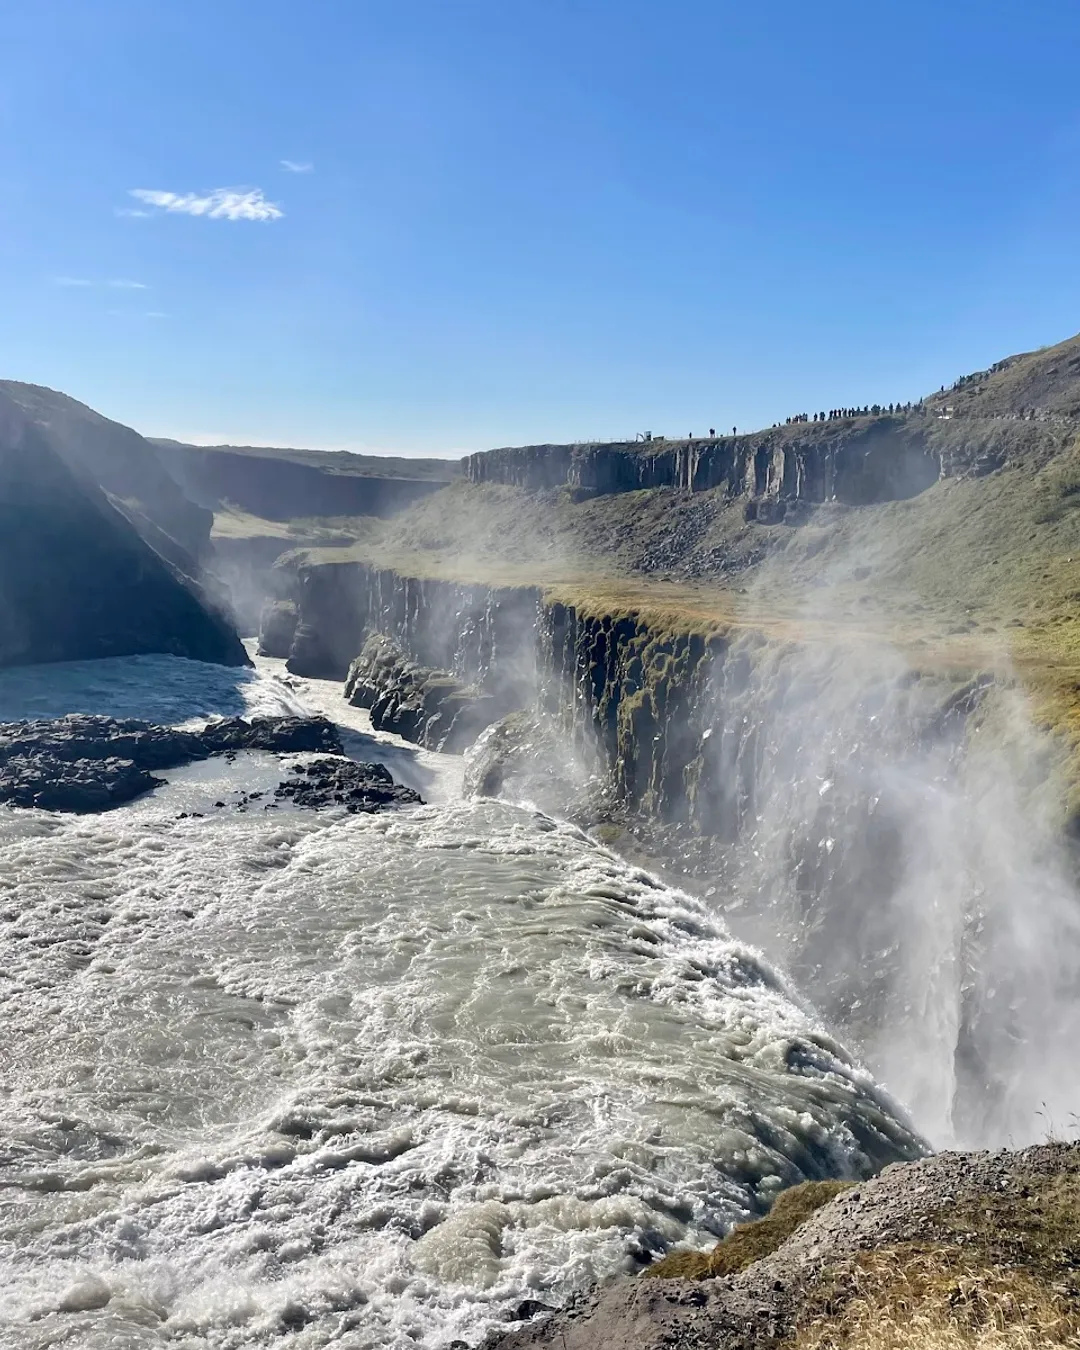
left=644, top=1180, right=852, bottom=1280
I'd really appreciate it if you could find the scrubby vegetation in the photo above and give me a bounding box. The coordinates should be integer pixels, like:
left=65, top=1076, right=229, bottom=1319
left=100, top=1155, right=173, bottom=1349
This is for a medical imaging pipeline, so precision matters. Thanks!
left=638, top=1151, right=1080, bottom=1350
left=789, top=1160, right=1080, bottom=1348
left=644, top=1181, right=853, bottom=1280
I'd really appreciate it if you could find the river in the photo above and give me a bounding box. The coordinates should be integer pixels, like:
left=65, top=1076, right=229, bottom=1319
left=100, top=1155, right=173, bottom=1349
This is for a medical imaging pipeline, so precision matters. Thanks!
left=0, top=649, right=922, bottom=1349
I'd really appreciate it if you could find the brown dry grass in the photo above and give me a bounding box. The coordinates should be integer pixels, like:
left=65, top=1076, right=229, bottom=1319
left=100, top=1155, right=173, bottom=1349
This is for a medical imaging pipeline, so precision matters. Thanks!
left=788, top=1162, right=1080, bottom=1349
left=644, top=1181, right=852, bottom=1280
left=791, top=1244, right=1080, bottom=1348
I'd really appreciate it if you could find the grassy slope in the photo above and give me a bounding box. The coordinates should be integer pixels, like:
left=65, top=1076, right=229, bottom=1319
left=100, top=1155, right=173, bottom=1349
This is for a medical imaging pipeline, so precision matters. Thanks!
left=652, top=1155, right=1080, bottom=1348
left=312, top=447, right=1077, bottom=815
left=231, top=338, right=1080, bottom=808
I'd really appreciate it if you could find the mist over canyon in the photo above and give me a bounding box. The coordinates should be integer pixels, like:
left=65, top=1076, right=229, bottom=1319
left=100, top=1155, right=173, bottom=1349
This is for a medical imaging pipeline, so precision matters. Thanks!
left=1, top=334, right=1079, bottom=1346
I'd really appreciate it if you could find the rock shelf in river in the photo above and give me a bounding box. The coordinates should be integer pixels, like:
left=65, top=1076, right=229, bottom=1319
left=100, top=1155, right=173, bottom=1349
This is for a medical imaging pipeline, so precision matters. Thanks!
left=0, top=713, right=421, bottom=813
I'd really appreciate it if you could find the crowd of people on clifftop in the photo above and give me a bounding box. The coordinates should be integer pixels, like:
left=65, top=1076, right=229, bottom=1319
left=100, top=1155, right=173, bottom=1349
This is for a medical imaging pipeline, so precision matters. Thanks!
left=665, top=403, right=921, bottom=441
left=777, top=401, right=918, bottom=427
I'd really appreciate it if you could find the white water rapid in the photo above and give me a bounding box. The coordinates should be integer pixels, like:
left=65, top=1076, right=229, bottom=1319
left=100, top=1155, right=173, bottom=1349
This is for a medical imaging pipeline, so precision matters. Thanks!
left=0, top=651, right=922, bottom=1349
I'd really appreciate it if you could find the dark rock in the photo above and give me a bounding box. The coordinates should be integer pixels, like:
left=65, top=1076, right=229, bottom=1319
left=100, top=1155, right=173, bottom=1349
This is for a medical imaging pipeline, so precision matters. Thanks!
left=0, top=754, right=162, bottom=812
left=287, top=622, right=344, bottom=678
left=0, top=714, right=344, bottom=814
left=0, top=380, right=212, bottom=564
left=285, top=562, right=373, bottom=679
left=0, top=714, right=341, bottom=770
left=257, top=599, right=300, bottom=658
left=273, top=757, right=422, bottom=812
left=346, top=634, right=511, bottom=752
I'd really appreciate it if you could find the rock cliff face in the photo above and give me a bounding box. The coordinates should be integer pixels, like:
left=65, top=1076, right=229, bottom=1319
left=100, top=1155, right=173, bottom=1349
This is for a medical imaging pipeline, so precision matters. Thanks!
left=465, top=419, right=944, bottom=510
left=0, top=405, right=248, bottom=669
left=345, top=634, right=510, bottom=751
left=154, top=441, right=450, bottom=521
left=281, top=559, right=542, bottom=685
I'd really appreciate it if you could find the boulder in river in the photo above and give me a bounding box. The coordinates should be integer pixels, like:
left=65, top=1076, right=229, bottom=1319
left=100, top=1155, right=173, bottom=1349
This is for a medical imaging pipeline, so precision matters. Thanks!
left=273, top=757, right=422, bottom=812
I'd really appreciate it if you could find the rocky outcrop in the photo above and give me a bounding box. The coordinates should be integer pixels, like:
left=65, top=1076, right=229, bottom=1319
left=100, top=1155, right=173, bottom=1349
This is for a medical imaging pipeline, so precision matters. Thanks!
left=257, top=600, right=300, bottom=657
left=272, top=756, right=422, bottom=812
left=345, top=634, right=509, bottom=752
left=466, top=420, right=942, bottom=509
left=0, top=713, right=344, bottom=812
left=0, top=405, right=249, bottom=669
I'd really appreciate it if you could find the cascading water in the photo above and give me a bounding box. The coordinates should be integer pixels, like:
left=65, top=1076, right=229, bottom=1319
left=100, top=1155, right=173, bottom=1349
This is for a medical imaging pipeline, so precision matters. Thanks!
left=278, top=561, right=1080, bottom=1151
left=703, top=632, right=1080, bottom=1149
left=0, top=650, right=922, bottom=1350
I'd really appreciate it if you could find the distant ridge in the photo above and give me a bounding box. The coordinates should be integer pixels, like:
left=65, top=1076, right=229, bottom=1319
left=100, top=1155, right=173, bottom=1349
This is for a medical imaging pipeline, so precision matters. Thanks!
left=151, top=439, right=456, bottom=522
left=925, top=330, right=1080, bottom=421
left=150, top=438, right=459, bottom=482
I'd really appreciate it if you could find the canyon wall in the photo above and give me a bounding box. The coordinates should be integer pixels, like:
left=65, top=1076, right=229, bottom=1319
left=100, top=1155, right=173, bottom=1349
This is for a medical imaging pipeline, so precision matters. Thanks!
left=156, top=442, right=448, bottom=521
left=269, top=558, right=1080, bottom=1147
left=0, top=405, right=248, bottom=669
left=465, top=419, right=944, bottom=510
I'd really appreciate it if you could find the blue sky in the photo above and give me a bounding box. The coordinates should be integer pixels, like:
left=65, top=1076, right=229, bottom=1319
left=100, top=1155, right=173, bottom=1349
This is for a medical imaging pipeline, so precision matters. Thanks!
left=2, top=0, right=1080, bottom=456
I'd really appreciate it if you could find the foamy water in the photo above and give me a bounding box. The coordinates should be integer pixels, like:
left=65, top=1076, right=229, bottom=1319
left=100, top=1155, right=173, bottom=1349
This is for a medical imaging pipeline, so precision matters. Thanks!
left=0, top=652, right=922, bottom=1348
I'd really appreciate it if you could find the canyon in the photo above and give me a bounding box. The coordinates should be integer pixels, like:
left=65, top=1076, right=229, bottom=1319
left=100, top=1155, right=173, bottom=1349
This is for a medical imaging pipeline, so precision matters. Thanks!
left=2, top=334, right=1079, bottom=1348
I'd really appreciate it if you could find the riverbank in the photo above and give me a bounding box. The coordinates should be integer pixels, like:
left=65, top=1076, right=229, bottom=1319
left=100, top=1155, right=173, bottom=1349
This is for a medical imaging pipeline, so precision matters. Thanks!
left=494, top=1140, right=1080, bottom=1349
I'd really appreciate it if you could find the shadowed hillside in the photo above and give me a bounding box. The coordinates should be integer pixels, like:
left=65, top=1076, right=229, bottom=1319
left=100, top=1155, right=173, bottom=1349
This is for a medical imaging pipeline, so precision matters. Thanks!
left=0, top=381, right=212, bottom=566
left=0, top=401, right=247, bottom=668
left=151, top=438, right=455, bottom=523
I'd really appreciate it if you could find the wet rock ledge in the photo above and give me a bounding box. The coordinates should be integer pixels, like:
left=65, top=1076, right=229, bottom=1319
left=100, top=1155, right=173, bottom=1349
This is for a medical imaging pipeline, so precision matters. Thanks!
left=0, top=714, right=421, bottom=813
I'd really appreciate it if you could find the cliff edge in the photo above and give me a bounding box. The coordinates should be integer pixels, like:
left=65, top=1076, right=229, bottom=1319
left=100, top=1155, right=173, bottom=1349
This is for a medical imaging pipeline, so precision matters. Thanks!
left=496, top=1142, right=1080, bottom=1349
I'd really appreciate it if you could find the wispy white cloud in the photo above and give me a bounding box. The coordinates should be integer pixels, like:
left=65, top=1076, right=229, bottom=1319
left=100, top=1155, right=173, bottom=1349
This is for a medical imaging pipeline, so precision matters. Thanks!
left=116, top=207, right=152, bottom=218
left=53, top=276, right=149, bottom=290
left=280, top=159, right=314, bottom=173
left=127, top=187, right=283, bottom=221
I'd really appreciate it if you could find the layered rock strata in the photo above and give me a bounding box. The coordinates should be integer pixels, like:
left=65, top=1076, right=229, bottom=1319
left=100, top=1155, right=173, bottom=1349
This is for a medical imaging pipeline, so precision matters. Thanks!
left=465, top=419, right=943, bottom=509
